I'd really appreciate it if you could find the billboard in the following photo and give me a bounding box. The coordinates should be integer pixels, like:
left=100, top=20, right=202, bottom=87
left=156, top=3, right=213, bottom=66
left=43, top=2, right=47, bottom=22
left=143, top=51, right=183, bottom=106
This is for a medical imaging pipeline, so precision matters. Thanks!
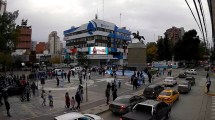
left=88, top=47, right=108, bottom=55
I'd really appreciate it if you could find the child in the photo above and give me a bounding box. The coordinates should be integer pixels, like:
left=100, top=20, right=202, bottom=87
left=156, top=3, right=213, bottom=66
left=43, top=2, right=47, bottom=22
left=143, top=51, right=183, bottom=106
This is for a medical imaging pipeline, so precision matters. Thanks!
left=48, top=90, right=53, bottom=107
left=70, top=96, right=76, bottom=111
left=65, top=92, right=70, bottom=109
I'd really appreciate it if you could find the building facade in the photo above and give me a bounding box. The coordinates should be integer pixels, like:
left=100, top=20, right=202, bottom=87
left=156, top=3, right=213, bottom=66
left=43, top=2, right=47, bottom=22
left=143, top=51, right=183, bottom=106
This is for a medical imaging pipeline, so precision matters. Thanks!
left=31, top=41, right=37, bottom=51
left=0, top=0, right=6, bottom=15
left=36, top=42, right=46, bottom=54
left=165, top=27, right=185, bottom=47
left=208, top=0, right=215, bottom=48
left=64, top=18, right=131, bottom=66
left=16, top=19, right=32, bottom=50
left=48, top=31, right=62, bottom=54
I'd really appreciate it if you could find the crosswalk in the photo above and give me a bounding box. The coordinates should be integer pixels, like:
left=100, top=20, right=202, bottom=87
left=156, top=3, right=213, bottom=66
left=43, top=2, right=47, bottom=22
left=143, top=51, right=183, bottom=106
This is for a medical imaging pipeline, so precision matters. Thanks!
left=211, top=96, right=215, bottom=119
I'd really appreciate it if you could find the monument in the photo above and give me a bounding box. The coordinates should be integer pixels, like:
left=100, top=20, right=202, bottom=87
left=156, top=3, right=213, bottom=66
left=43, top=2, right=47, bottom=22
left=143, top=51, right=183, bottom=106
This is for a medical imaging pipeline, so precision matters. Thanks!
left=127, top=31, right=147, bottom=71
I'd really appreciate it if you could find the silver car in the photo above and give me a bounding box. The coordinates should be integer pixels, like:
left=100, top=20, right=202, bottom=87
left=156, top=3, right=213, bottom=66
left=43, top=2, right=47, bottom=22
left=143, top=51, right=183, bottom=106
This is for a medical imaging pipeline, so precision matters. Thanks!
left=177, top=81, right=191, bottom=93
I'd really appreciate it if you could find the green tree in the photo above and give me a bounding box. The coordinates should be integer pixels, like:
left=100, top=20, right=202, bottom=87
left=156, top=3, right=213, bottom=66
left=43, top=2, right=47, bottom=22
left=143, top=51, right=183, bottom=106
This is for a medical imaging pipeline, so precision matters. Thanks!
left=146, top=42, right=158, bottom=62
left=77, top=52, right=90, bottom=67
left=174, top=29, right=200, bottom=61
left=157, top=34, right=172, bottom=61
left=49, top=55, right=61, bottom=64
left=0, top=10, right=19, bottom=53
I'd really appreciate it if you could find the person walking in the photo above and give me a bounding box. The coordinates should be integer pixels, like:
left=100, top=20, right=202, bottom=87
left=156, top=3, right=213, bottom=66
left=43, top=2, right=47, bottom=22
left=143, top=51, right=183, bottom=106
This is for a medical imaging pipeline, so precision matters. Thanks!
left=118, top=80, right=121, bottom=88
left=56, top=77, right=59, bottom=86
left=31, top=81, right=37, bottom=96
left=67, top=71, right=71, bottom=83
left=75, top=92, right=81, bottom=110
left=4, top=99, right=11, bottom=117
left=41, top=90, right=47, bottom=106
left=133, top=77, right=138, bottom=90
left=88, top=72, right=91, bottom=79
left=112, top=88, right=117, bottom=101
left=206, top=80, right=211, bottom=93
left=70, top=96, right=76, bottom=110
left=107, top=82, right=111, bottom=90
left=105, top=88, right=110, bottom=105
left=64, top=72, right=67, bottom=79
left=65, top=92, right=70, bottom=109
left=48, top=90, right=53, bottom=107
left=25, top=83, right=30, bottom=101
left=148, top=73, right=152, bottom=83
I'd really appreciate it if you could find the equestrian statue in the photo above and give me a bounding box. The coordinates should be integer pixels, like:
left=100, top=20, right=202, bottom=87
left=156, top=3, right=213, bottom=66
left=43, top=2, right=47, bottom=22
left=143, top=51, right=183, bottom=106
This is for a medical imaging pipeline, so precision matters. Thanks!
left=132, top=31, right=145, bottom=44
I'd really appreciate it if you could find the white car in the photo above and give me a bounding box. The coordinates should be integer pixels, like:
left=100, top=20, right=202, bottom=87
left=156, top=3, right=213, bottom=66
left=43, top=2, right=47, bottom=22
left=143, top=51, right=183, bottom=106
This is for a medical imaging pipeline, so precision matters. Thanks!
left=163, top=77, right=177, bottom=86
left=185, top=69, right=197, bottom=75
left=70, top=67, right=83, bottom=73
left=53, top=69, right=63, bottom=76
left=54, top=112, right=104, bottom=120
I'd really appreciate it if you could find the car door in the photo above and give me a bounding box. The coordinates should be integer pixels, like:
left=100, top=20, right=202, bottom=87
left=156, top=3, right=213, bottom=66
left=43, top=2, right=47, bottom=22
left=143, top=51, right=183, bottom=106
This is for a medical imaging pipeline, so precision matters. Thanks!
left=155, top=103, right=165, bottom=120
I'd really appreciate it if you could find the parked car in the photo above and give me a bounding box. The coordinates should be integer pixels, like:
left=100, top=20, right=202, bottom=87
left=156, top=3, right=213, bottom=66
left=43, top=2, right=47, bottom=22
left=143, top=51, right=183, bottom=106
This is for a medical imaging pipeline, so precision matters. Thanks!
left=109, top=95, right=146, bottom=114
left=121, top=100, right=171, bottom=120
left=178, top=71, right=187, bottom=78
left=177, top=81, right=191, bottom=93
left=53, top=69, right=63, bottom=76
left=54, top=112, right=104, bottom=120
left=70, top=66, right=83, bottom=73
left=185, top=76, right=195, bottom=86
left=157, top=89, right=180, bottom=104
left=143, top=84, right=164, bottom=99
left=163, top=77, right=177, bottom=87
left=185, top=69, right=197, bottom=75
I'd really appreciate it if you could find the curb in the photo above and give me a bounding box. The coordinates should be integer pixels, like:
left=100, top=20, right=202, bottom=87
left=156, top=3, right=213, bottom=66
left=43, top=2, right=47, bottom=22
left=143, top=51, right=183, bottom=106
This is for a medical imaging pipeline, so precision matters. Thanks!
left=202, top=86, right=215, bottom=96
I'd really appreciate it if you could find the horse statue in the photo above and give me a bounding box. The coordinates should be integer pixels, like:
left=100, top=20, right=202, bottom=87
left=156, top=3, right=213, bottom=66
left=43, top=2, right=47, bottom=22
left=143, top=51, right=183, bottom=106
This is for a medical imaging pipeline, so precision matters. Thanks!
left=21, top=19, right=28, bottom=26
left=132, top=31, right=145, bottom=44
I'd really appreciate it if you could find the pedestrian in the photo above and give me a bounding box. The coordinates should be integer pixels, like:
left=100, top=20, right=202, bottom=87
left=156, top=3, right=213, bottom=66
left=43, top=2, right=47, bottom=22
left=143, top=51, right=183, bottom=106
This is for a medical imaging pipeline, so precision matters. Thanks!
left=40, top=76, right=45, bottom=89
left=67, top=71, right=71, bottom=83
left=118, top=80, right=121, bottom=88
left=41, top=90, right=46, bottom=106
left=70, top=96, right=76, bottom=110
left=64, top=72, right=67, bottom=79
left=25, top=83, right=30, bottom=101
left=105, top=88, right=110, bottom=105
left=83, top=71, right=86, bottom=80
left=56, top=77, right=59, bottom=86
left=148, top=73, right=152, bottom=83
left=48, top=90, right=53, bottom=107
left=31, top=81, right=37, bottom=96
left=107, top=82, right=111, bottom=90
left=206, top=80, right=211, bottom=93
left=65, top=92, right=70, bottom=109
left=112, top=88, right=117, bottom=101
left=61, top=71, right=64, bottom=79
left=75, top=92, right=81, bottom=110
left=111, top=82, right=115, bottom=92
left=60, top=78, right=64, bottom=87
left=133, top=77, right=138, bottom=90
left=4, top=99, right=11, bottom=117
left=88, top=72, right=91, bottom=79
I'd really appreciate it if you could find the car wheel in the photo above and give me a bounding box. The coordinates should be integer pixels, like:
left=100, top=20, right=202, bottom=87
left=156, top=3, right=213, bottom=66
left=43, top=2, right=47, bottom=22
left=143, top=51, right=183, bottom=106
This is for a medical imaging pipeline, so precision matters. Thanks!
left=166, top=111, right=171, bottom=119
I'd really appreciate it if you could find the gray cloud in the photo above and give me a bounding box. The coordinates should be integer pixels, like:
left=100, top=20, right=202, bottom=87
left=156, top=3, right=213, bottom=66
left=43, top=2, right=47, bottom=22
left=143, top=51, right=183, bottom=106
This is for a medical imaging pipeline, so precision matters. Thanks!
left=6, top=0, right=212, bottom=44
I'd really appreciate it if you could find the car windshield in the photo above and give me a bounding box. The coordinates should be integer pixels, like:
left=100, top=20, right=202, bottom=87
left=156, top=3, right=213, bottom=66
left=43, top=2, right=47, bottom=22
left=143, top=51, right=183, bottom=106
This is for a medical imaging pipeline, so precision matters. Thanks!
left=160, top=91, right=171, bottom=96
left=114, top=97, right=130, bottom=104
left=134, top=104, right=152, bottom=114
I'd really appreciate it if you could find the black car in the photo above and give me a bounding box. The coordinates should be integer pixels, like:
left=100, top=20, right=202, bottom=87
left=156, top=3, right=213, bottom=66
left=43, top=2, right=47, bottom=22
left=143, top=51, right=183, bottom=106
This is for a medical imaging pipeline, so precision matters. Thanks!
left=185, top=76, right=195, bottom=86
left=109, top=95, right=146, bottom=115
left=121, top=100, right=171, bottom=120
left=178, top=72, right=187, bottom=78
left=143, top=84, right=164, bottom=99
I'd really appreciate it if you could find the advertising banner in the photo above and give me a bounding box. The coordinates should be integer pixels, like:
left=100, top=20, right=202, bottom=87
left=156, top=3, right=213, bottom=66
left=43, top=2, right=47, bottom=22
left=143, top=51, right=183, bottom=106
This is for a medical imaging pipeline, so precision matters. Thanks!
left=88, top=47, right=108, bottom=55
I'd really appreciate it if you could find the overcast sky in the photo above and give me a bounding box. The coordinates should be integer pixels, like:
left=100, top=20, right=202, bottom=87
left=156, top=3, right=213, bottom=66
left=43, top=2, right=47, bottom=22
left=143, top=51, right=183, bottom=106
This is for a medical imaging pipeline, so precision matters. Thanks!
left=6, top=0, right=213, bottom=45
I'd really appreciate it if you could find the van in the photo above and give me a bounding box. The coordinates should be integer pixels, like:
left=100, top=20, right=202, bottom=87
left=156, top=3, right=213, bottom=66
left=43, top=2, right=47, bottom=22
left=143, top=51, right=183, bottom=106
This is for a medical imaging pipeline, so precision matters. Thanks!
left=143, top=84, right=164, bottom=99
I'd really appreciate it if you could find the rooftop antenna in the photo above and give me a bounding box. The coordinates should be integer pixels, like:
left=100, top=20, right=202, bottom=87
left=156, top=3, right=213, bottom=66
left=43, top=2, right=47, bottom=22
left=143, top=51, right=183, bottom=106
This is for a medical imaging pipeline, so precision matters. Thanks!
left=120, top=13, right=122, bottom=28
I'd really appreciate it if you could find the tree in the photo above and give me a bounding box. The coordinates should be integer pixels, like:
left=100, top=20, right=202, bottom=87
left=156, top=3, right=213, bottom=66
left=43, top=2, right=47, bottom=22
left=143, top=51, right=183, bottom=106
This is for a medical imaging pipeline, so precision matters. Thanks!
left=77, top=52, right=90, bottom=67
left=157, top=34, right=172, bottom=61
left=174, top=29, right=200, bottom=62
left=146, top=42, right=158, bottom=63
left=0, top=10, right=19, bottom=53
left=49, top=55, right=61, bottom=64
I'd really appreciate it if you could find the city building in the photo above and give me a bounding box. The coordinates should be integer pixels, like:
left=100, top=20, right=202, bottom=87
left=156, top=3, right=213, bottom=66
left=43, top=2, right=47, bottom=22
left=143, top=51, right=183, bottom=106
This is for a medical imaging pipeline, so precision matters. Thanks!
left=16, top=19, right=32, bottom=50
left=208, top=0, right=215, bottom=48
left=0, top=0, right=6, bottom=15
left=36, top=42, right=46, bottom=54
left=31, top=41, right=37, bottom=51
left=48, top=31, right=62, bottom=54
left=165, top=27, right=185, bottom=47
left=63, top=18, right=131, bottom=66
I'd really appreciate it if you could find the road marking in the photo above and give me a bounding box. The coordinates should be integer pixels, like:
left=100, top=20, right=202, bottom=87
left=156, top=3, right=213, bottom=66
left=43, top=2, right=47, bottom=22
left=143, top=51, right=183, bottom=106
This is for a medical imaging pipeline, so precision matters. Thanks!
left=211, top=96, right=215, bottom=119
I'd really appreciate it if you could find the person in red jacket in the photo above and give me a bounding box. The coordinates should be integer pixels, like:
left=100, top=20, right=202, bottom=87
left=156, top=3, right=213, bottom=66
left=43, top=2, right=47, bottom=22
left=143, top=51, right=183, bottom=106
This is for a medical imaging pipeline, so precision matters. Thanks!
left=65, top=92, right=70, bottom=109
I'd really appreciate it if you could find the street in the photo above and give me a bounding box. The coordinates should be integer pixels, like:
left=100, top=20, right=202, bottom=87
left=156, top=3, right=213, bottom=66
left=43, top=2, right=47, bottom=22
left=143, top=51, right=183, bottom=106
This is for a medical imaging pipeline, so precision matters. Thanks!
left=99, top=67, right=214, bottom=120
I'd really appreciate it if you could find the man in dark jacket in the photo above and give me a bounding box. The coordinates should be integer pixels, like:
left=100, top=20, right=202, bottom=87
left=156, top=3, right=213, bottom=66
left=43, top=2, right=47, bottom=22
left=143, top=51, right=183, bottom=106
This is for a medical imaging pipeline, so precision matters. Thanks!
left=5, top=100, right=11, bottom=117
left=75, top=92, right=81, bottom=110
left=105, top=88, right=110, bottom=105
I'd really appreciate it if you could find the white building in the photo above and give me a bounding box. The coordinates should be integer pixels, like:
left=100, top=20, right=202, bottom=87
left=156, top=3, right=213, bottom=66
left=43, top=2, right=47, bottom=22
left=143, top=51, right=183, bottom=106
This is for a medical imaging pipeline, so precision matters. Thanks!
left=31, top=41, right=37, bottom=51
left=48, top=31, right=62, bottom=54
left=0, top=0, right=6, bottom=16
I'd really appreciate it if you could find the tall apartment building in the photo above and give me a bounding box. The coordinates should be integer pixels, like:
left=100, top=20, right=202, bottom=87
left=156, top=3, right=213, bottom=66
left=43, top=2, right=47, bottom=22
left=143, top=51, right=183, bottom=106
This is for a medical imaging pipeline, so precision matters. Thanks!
left=16, top=19, right=32, bottom=50
left=165, top=27, right=185, bottom=46
left=0, top=0, right=6, bottom=15
left=208, top=0, right=215, bottom=47
left=48, top=31, right=62, bottom=54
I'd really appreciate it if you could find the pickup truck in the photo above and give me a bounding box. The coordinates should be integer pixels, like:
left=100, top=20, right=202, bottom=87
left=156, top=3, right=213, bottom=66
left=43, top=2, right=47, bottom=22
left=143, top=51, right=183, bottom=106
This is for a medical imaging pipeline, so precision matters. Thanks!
left=121, top=100, right=171, bottom=120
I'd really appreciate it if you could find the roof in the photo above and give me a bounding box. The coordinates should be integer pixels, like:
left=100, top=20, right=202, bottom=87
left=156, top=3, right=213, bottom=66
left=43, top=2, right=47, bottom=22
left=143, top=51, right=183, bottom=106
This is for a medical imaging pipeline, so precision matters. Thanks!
left=54, top=112, right=85, bottom=120
left=138, top=100, right=160, bottom=106
left=162, top=89, right=173, bottom=92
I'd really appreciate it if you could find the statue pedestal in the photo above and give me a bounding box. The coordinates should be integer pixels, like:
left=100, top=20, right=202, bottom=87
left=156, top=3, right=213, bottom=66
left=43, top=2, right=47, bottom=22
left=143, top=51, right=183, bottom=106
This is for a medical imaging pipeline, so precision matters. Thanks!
left=127, top=43, right=146, bottom=71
